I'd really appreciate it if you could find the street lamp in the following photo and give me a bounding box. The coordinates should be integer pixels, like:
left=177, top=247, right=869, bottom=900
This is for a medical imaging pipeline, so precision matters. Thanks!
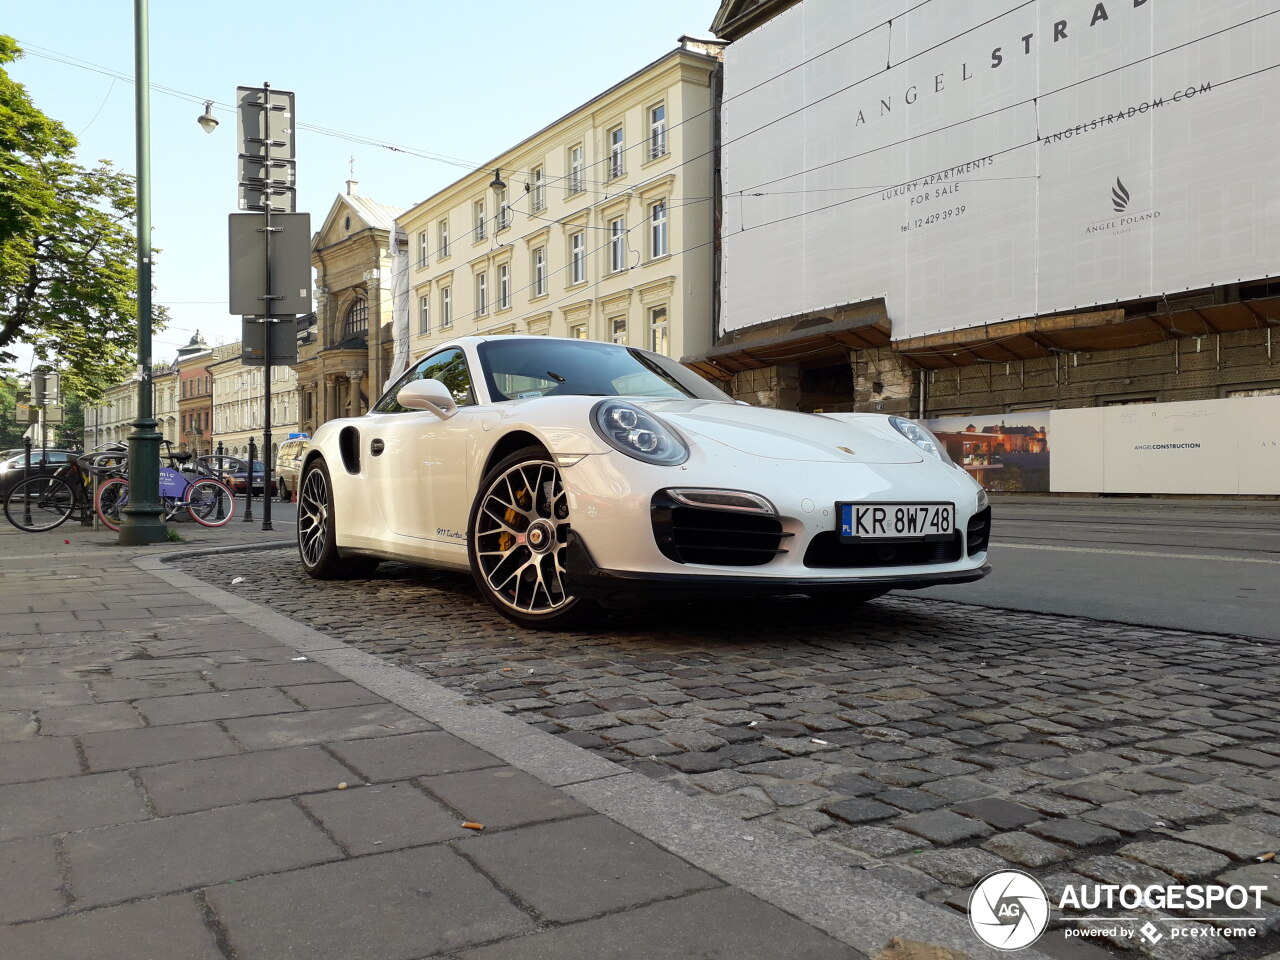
left=118, top=0, right=167, bottom=545
left=197, top=100, right=219, bottom=134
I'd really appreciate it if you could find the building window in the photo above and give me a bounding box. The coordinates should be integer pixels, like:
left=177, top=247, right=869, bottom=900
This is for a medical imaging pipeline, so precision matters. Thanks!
left=569, top=322, right=587, bottom=339
left=473, top=199, right=486, bottom=241
left=495, top=185, right=510, bottom=231
left=475, top=271, right=488, bottom=316
left=343, top=297, right=369, bottom=337
left=609, top=125, right=625, bottom=180
left=1225, top=383, right=1280, bottom=398
left=418, top=231, right=428, bottom=268
left=532, top=246, right=546, bottom=297
left=419, top=295, right=430, bottom=334
left=649, top=103, right=667, bottom=159
left=440, top=286, right=452, bottom=327
left=650, top=200, right=668, bottom=258
left=649, top=305, right=669, bottom=355
left=498, top=263, right=510, bottom=310
left=568, top=144, right=584, bottom=195
left=530, top=165, right=545, bottom=212
left=611, top=316, right=628, bottom=344
left=570, top=232, right=585, bottom=285
left=438, top=218, right=450, bottom=258
left=609, top=217, right=626, bottom=273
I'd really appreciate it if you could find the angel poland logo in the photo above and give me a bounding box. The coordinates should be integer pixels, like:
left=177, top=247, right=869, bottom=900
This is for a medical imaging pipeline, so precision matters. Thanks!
left=1111, top=177, right=1131, bottom=212
left=968, top=870, right=1050, bottom=950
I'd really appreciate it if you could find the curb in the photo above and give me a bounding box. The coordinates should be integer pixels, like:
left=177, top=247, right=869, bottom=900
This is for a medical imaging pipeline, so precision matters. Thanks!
left=136, top=544, right=1053, bottom=960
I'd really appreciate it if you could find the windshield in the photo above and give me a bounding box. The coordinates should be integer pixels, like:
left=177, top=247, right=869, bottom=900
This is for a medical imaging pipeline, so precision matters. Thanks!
left=478, top=339, right=731, bottom=403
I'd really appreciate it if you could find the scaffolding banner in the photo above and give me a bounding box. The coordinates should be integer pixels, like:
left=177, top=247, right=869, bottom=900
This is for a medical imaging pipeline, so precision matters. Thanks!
left=720, top=0, right=1280, bottom=339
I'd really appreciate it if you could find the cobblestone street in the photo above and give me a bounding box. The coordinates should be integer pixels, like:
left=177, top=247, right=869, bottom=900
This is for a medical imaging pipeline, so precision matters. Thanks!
left=177, top=547, right=1280, bottom=959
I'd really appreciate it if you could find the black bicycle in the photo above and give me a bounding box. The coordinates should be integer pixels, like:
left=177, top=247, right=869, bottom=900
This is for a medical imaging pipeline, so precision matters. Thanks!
left=2, top=446, right=126, bottom=533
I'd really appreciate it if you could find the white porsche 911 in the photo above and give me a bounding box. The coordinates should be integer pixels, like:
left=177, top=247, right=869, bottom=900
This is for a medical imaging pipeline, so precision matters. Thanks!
left=297, top=336, right=990, bottom=627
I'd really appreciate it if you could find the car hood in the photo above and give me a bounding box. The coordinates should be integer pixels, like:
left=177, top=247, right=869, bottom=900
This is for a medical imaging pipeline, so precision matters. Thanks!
left=641, top=400, right=923, bottom=464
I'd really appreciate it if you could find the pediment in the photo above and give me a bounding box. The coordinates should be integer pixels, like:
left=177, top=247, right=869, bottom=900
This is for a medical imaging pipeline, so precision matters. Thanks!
left=314, top=193, right=406, bottom=251
left=710, top=0, right=798, bottom=40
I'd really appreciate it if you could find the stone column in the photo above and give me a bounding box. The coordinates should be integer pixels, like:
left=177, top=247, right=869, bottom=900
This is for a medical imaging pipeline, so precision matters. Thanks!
left=773, top=362, right=801, bottom=411
left=852, top=347, right=917, bottom=416
left=323, top=376, right=338, bottom=424
left=346, top=371, right=363, bottom=416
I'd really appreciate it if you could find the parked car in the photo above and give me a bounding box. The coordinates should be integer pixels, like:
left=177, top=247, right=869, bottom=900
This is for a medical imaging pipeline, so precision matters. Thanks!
left=295, top=336, right=991, bottom=628
left=0, top=449, right=78, bottom=498
left=225, top=460, right=277, bottom=498
left=274, top=437, right=309, bottom=502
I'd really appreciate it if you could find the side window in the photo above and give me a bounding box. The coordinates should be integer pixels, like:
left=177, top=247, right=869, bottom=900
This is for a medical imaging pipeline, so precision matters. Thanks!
left=372, top=348, right=476, bottom=413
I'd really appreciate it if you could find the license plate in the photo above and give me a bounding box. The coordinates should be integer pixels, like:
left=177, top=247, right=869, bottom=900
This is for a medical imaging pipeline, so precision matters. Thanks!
left=838, top=502, right=955, bottom=541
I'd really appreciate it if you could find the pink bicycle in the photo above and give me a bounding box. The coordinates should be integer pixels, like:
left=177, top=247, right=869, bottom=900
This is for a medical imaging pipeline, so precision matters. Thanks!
left=96, top=451, right=235, bottom=531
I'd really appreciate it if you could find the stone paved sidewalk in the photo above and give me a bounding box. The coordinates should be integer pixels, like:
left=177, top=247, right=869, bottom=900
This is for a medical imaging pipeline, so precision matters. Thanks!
left=0, top=523, right=1029, bottom=960
left=176, top=545, right=1280, bottom=960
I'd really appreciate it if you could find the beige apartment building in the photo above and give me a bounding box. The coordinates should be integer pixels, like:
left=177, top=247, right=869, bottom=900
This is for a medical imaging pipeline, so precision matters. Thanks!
left=85, top=376, right=144, bottom=449
left=396, top=37, right=723, bottom=367
left=210, top=350, right=301, bottom=461
left=83, top=332, right=209, bottom=450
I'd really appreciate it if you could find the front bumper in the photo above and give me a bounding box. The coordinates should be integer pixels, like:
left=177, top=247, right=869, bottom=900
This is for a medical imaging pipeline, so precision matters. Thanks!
left=564, top=531, right=990, bottom=608
left=561, top=452, right=989, bottom=588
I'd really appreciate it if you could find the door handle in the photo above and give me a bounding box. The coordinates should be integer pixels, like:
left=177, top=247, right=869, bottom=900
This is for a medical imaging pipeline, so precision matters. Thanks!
left=370, top=438, right=385, bottom=456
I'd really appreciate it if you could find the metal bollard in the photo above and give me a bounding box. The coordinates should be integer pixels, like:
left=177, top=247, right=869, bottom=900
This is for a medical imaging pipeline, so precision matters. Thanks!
left=242, top=438, right=256, bottom=522
left=21, top=437, right=33, bottom=527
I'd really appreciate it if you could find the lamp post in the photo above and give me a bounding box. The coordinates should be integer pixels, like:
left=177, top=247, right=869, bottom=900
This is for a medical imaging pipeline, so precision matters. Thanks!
left=119, top=0, right=167, bottom=544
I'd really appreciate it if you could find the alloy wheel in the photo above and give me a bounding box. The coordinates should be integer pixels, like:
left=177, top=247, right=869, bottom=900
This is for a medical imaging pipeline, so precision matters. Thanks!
left=297, top=467, right=330, bottom=568
left=474, top=459, right=572, bottom=616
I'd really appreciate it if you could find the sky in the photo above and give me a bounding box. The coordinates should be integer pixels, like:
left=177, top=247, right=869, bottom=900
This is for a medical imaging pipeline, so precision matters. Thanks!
left=4, top=0, right=723, bottom=373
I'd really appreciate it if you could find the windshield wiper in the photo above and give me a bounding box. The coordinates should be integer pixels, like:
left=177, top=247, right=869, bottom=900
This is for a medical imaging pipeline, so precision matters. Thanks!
left=546, top=371, right=567, bottom=383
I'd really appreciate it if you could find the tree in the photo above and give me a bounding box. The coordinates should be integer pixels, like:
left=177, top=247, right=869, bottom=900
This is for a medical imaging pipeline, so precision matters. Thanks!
left=54, top=389, right=85, bottom=449
left=0, top=36, right=166, bottom=402
left=0, top=372, right=24, bottom=447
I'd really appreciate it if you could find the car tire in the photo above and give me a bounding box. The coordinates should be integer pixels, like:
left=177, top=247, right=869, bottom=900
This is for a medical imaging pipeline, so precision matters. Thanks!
left=297, top=458, right=379, bottom=580
left=468, top=446, right=597, bottom=630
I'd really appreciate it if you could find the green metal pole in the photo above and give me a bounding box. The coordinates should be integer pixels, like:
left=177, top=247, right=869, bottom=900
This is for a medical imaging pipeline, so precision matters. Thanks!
left=119, top=0, right=167, bottom=544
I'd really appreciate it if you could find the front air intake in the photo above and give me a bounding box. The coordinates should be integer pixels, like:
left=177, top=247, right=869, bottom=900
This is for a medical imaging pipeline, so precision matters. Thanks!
left=803, top=532, right=963, bottom=569
left=651, top=491, right=787, bottom=566
left=967, top=506, right=992, bottom=556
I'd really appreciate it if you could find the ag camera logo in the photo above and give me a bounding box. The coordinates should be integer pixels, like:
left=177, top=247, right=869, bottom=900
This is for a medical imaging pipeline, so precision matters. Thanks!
left=969, top=870, right=1050, bottom=950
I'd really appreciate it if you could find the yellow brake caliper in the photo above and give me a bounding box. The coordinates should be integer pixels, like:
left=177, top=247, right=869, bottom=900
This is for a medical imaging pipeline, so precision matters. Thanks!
left=498, top=481, right=531, bottom=553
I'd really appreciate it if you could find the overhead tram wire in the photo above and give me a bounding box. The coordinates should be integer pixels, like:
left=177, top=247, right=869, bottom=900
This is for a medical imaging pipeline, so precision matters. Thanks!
left=531, top=4, right=1276, bottom=209
left=21, top=20, right=1262, bottom=239
left=399, top=0, right=1270, bottom=223
left=19, top=16, right=1276, bottom=313
left=738, top=7, right=1280, bottom=195
left=514, top=3, right=1279, bottom=202
left=15, top=42, right=486, bottom=173
left=14, top=2, right=1048, bottom=206
left=493, top=54, right=1280, bottom=354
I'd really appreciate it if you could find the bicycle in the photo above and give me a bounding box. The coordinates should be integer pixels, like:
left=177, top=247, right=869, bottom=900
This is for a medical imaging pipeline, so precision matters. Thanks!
left=95, top=448, right=236, bottom=531
left=2, top=448, right=127, bottom=533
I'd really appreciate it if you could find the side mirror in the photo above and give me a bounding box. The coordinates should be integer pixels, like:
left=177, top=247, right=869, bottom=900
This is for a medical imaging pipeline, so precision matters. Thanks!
left=396, top=379, right=459, bottom=419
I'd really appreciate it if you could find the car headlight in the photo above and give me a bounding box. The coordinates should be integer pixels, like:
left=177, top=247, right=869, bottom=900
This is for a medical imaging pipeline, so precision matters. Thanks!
left=889, top=416, right=955, bottom=466
left=976, top=486, right=989, bottom=511
left=591, top=399, right=688, bottom=466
